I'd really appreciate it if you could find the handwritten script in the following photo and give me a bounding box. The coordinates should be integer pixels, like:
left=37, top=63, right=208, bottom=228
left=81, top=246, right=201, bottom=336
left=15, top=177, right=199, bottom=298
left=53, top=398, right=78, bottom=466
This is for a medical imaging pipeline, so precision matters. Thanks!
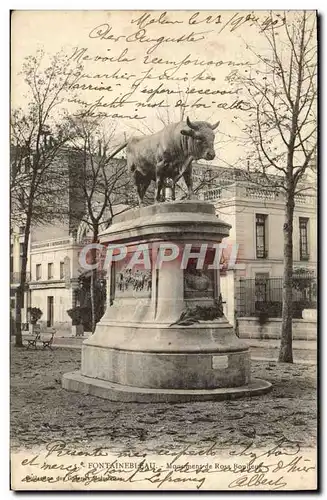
left=58, top=10, right=286, bottom=122
left=12, top=437, right=316, bottom=490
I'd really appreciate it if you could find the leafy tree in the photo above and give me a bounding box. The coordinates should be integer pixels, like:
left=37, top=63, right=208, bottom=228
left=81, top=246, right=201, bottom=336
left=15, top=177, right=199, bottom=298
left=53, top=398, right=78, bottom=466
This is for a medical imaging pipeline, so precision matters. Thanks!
left=27, top=307, right=43, bottom=325
left=11, top=50, right=81, bottom=346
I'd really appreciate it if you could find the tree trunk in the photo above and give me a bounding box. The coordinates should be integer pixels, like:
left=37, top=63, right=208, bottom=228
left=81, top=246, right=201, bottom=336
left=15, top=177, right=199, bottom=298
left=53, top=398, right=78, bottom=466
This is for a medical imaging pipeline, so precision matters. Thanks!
left=90, top=269, right=97, bottom=334
left=14, top=287, right=23, bottom=347
left=90, top=225, right=99, bottom=334
left=279, top=196, right=295, bottom=363
left=15, top=216, right=32, bottom=347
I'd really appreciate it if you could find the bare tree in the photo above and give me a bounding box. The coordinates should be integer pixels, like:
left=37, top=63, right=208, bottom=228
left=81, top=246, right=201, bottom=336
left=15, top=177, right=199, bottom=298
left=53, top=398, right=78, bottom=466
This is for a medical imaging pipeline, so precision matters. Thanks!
left=68, top=115, right=133, bottom=333
left=230, top=11, right=317, bottom=362
left=10, top=50, right=82, bottom=347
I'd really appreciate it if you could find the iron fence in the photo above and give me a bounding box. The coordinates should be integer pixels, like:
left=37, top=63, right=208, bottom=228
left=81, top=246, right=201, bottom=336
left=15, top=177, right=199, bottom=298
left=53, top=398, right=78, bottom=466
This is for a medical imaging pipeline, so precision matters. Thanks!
left=237, top=273, right=317, bottom=318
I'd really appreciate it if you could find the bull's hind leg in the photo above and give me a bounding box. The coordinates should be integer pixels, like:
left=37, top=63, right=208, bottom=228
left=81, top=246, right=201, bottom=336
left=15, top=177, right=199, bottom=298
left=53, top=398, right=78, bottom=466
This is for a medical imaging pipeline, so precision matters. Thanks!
left=139, top=176, right=151, bottom=205
left=132, top=170, right=143, bottom=206
left=155, top=157, right=167, bottom=203
left=134, top=171, right=151, bottom=206
left=128, top=160, right=141, bottom=205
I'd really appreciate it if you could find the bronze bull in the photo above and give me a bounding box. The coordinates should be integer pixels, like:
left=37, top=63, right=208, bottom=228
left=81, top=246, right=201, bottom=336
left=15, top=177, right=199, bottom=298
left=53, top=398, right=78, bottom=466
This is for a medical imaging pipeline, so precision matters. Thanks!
left=126, top=117, right=220, bottom=205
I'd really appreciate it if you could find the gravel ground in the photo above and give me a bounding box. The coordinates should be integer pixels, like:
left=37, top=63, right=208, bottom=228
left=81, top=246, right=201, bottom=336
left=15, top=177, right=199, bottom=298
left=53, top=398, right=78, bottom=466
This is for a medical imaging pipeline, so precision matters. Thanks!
left=10, top=346, right=317, bottom=454
left=250, top=346, right=317, bottom=363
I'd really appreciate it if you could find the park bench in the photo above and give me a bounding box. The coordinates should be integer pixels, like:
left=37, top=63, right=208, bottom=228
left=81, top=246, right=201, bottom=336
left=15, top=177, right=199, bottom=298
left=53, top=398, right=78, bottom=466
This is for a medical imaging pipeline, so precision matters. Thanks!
left=24, top=330, right=41, bottom=350
left=23, top=326, right=56, bottom=350
left=40, top=329, right=56, bottom=350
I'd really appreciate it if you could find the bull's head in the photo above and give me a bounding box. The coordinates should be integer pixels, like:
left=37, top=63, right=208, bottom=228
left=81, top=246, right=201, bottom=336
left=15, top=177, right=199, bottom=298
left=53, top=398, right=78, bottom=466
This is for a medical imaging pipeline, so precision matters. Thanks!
left=181, top=117, right=220, bottom=161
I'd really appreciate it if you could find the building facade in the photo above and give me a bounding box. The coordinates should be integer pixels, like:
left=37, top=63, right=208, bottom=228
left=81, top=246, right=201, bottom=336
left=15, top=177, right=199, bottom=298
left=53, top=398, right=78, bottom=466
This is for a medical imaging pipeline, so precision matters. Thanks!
left=10, top=224, right=30, bottom=327
left=26, top=202, right=128, bottom=333
left=10, top=144, right=86, bottom=330
left=203, top=181, right=317, bottom=279
left=198, top=167, right=317, bottom=324
left=11, top=160, right=317, bottom=333
left=28, top=234, right=81, bottom=332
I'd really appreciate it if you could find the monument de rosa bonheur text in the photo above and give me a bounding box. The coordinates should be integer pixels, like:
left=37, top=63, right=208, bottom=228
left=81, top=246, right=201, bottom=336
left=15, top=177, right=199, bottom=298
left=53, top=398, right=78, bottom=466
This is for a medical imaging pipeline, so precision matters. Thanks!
left=62, top=117, right=271, bottom=402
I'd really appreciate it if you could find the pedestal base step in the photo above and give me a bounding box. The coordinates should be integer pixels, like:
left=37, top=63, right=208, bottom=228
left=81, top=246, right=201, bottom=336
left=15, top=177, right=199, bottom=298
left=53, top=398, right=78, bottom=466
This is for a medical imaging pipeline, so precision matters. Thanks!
left=62, top=371, right=272, bottom=403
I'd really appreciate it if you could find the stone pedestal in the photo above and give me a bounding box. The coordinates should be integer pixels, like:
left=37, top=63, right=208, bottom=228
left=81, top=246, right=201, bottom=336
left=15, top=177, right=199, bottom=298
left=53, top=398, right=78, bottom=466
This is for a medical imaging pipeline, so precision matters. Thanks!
left=63, top=201, right=271, bottom=402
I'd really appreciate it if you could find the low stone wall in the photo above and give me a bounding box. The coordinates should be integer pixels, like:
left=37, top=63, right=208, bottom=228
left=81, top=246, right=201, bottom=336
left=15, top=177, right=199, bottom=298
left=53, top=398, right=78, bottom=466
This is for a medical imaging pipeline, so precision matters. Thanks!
left=238, top=317, right=317, bottom=341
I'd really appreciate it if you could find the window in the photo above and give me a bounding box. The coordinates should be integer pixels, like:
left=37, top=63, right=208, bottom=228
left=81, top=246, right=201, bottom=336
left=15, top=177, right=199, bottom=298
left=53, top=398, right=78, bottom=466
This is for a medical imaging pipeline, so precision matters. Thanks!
left=48, top=263, right=54, bottom=280
left=60, top=261, right=65, bottom=279
left=19, top=226, right=25, bottom=235
left=36, top=264, right=41, bottom=280
left=256, top=214, right=268, bottom=259
left=299, top=217, right=309, bottom=260
left=47, top=296, right=54, bottom=327
left=19, top=243, right=24, bottom=270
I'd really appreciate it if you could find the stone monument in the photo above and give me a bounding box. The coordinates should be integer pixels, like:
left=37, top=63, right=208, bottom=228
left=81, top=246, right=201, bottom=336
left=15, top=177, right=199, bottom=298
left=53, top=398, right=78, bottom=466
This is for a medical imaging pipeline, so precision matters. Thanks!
left=63, top=117, right=271, bottom=402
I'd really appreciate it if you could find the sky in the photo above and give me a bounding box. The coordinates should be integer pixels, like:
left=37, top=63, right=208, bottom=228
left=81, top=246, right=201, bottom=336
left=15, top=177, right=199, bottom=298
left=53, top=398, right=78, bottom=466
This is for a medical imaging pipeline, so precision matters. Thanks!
left=11, top=10, right=315, bottom=170
left=10, top=10, right=291, bottom=166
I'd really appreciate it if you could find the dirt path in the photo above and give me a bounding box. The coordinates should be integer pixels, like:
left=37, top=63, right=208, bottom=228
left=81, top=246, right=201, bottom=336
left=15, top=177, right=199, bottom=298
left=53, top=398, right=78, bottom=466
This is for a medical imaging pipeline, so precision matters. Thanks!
left=11, top=347, right=317, bottom=454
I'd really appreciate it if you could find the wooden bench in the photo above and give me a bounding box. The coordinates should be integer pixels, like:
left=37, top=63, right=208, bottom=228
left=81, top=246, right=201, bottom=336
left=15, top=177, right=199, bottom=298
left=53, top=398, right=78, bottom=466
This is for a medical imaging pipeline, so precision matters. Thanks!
left=40, top=329, right=56, bottom=350
left=24, top=327, right=56, bottom=350
left=24, top=330, right=41, bottom=350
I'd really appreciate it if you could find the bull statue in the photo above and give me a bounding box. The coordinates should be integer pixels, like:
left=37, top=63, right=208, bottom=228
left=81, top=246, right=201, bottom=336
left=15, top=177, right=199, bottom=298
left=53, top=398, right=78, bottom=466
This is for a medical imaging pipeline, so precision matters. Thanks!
left=126, top=117, right=220, bottom=205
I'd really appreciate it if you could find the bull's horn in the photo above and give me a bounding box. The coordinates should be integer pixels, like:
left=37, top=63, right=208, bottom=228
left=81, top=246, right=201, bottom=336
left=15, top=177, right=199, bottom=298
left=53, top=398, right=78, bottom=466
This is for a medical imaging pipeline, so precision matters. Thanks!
left=210, top=120, right=220, bottom=130
left=186, top=117, right=199, bottom=130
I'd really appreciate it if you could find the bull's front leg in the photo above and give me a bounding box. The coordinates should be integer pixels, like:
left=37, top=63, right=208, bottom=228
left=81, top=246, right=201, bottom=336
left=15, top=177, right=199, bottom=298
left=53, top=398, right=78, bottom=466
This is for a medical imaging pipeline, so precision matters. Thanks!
left=155, top=177, right=165, bottom=203
left=155, top=173, right=165, bottom=203
left=182, top=159, right=194, bottom=199
left=171, top=156, right=194, bottom=199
